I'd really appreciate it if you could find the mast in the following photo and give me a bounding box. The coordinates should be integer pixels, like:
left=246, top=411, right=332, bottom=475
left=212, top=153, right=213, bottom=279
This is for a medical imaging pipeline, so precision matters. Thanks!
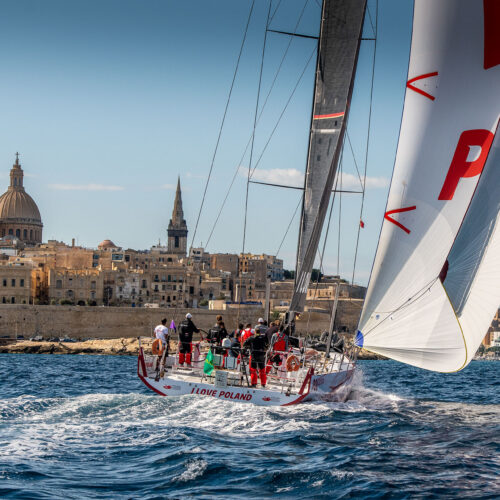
left=289, top=0, right=367, bottom=319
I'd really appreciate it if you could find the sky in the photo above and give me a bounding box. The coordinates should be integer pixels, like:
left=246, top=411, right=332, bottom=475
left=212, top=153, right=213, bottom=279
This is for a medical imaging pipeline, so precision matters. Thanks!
left=0, top=0, right=413, bottom=285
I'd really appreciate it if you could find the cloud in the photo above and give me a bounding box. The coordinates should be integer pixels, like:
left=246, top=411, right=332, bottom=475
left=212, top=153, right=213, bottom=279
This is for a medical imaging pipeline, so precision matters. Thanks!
left=243, top=167, right=388, bottom=190
left=242, top=167, right=303, bottom=187
left=49, top=183, right=125, bottom=191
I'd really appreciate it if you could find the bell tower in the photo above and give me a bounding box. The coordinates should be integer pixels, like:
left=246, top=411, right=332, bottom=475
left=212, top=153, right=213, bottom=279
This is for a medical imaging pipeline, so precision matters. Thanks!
left=167, top=177, right=188, bottom=255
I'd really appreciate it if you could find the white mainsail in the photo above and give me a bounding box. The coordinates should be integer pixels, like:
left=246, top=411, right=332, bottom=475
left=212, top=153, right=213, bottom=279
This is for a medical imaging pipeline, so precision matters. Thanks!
left=357, top=0, right=500, bottom=372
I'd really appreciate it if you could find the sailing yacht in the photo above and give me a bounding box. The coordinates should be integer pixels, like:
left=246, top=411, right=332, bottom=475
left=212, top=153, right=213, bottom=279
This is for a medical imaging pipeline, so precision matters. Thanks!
left=138, top=0, right=500, bottom=405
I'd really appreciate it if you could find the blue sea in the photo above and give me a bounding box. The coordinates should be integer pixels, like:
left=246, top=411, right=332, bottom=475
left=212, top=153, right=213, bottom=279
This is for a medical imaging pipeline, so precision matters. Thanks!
left=0, top=354, right=498, bottom=499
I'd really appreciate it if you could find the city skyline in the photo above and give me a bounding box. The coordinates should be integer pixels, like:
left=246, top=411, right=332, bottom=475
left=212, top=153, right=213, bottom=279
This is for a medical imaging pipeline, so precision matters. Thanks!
left=0, top=0, right=414, bottom=284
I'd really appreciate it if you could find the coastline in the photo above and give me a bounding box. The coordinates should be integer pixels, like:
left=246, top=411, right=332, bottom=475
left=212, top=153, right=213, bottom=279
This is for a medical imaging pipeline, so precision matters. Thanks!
left=0, top=338, right=386, bottom=359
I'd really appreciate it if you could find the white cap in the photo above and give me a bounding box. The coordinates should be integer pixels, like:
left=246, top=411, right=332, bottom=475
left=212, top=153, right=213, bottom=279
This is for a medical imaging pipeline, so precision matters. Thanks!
left=186, top=313, right=192, bottom=319
left=258, top=318, right=264, bottom=323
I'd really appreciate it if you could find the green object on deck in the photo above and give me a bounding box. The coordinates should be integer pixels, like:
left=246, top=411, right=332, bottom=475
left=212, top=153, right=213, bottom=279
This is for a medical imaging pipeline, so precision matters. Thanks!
left=204, top=349, right=214, bottom=375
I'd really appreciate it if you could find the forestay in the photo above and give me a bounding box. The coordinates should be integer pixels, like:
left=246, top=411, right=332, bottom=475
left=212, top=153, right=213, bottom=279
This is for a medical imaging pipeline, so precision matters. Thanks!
left=290, top=0, right=366, bottom=314
left=357, top=0, right=500, bottom=372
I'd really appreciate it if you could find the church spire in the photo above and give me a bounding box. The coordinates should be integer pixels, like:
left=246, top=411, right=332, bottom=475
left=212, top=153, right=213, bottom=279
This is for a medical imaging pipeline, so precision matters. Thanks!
left=167, top=176, right=188, bottom=255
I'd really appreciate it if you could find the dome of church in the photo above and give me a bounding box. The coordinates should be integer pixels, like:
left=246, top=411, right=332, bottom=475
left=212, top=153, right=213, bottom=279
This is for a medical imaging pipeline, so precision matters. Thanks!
left=0, top=189, right=41, bottom=222
left=98, top=239, right=117, bottom=249
left=0, top=154, right=43, bottom=245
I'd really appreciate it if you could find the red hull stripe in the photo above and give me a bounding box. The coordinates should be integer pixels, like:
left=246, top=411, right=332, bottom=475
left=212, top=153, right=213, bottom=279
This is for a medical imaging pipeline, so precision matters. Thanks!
left=313, top=112, right=344, bottom=120
left=484, top=0, right=500, bottom=69
left=406, top=72, right=438, bottom=101
left=384, top=206, right=417, bottom=234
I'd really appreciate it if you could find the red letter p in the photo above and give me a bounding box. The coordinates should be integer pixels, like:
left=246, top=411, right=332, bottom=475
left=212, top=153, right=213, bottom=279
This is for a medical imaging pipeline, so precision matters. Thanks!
left=438, top=129, right=494, bottom=201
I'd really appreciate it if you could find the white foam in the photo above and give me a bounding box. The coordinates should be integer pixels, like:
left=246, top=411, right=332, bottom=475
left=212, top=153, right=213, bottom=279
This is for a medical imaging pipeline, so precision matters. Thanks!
left=175, top=458, right=207, bottom=482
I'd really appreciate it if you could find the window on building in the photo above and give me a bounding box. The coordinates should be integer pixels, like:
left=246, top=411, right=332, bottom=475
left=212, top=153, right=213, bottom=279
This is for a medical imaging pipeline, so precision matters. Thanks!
left=20, top=279, right=24, bottom=287
left=56, top=280, right=62, bottom=289
left=11, top=279, right=15, bottom=287
left=141, top=280, right=147, bottom=289
left=23, top=229, right=27, bottom=239
left=125, top=255, right=130, bottom=262
left=175, top=236, right=179, bottom=248
left=167, top=275, right=171, bottom=282
left=189, top=286, right=194, bottom=294
left=161, top=285, right=166, bottom=291
left=91, top=281, right=96, bottom=290
left=2, top=297, right=5, bottom=303
left=154, top=275, right=159, bottom=282
left=15, top=229, right=20, bottom=238
left=2, top=279, right=6, bottom=287
left=11, top=297, right=15, bottom=304
left=30, top=229, right=33, bottom=240
left=8, top=229, right=13, bottom=235
left=132, top=288, right=136, bottom=294
left=167, top=296, right=170, bottom=302
left=91, top=291, right=95, bottom=299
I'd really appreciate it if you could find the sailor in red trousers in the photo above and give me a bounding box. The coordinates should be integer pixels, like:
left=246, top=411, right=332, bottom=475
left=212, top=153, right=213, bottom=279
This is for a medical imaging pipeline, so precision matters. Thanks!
left=178, top=313, right=200, bottom=366
left=244, top=326, right=269, bottom=388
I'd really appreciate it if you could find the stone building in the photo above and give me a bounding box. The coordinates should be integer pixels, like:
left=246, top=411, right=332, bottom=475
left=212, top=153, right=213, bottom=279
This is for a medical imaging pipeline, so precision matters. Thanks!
left=211, top=253, right=239, bottom=277
left=167, top=178, right=188, bottom=255
left=0, top=153, right=43, bottom=244
left=0, top=263, right=33, bottom=304
left=48, top=268, right=104, bottom=305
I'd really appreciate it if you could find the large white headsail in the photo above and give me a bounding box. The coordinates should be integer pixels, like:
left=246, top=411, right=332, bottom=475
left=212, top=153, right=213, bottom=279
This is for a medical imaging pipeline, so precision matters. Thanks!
left=357, top=0, right=500, bottom=372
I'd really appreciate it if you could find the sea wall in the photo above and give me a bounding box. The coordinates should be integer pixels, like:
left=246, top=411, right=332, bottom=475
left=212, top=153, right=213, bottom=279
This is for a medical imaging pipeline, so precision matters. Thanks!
left=0, top=300, right=363, bottom=339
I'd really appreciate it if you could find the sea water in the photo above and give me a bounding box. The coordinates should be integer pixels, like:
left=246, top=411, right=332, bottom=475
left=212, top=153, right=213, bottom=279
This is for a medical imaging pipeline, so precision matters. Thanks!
left=0, top=354, right=498, bottom=499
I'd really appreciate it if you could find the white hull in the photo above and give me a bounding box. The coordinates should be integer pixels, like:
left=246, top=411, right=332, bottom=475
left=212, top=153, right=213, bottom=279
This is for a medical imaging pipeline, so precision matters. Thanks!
left=138, top=347, right=355, bottom=407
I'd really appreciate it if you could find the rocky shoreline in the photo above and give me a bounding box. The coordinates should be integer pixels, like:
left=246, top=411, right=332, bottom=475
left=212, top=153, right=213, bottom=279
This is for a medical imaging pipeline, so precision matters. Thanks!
left=0, top=338, right=385, bottom=359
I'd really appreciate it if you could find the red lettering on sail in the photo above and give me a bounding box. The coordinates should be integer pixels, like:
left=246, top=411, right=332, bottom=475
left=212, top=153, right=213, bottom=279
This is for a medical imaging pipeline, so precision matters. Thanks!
left=384, top=206, right=416, bottom=234
left=438, top=129, right=494, bottom=200
left=406, top=72, right=438, bottom=101
left=484, top=0, right=500, bottom=69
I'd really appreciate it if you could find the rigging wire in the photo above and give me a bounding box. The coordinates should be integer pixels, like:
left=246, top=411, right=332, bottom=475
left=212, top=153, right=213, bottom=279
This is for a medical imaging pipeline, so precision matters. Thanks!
left=345, top=130, right=364, bottom=191
left=270, top=0, right=283, bottom=24
left=275, top=193, right=303, bottom=257
left=351, top=0, right=378, bottom=287
left=250, top=46, right=316, bottom=178
left=238, top=1, right=272, bottom=322
left=242, top=1, right=272, bottom=257
left=189, top=0, right=255, bottom=251
left=204, top=44, right=316, bottom=248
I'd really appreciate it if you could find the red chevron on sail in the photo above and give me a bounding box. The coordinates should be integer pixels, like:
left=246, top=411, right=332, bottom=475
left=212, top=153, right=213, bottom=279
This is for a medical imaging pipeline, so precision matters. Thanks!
left=384, top=206, right=417, bottom=234
left=406, top=72, right=438, bottom=100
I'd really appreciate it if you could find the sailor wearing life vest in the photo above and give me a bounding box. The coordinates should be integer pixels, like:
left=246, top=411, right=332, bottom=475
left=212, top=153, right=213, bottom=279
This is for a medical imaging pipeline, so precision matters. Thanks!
left=240, top=323, right=253, bottom=346
left=267, top=324, right=289, bottom=373
left=244, top=325, right=269, bottom=388
left=154, top=318, right=169, bottom=352
left=271, top=324, right=289, bottom=352
left=178, top=313, right=200, bottom=366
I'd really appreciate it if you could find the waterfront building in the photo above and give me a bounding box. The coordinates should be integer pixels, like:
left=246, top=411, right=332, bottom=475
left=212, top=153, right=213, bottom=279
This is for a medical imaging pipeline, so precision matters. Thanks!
left=0, top=154, right=43, bottom=244
left=238, top=253, right=284, bottom=285
left=0, top=263, right=33, bottom=304
left=210, top=253, right=239, bottom=277
left=48, top=268, right=103, bottom=305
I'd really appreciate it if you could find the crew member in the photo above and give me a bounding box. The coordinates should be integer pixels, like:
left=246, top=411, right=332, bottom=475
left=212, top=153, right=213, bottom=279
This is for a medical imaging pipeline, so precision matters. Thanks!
left=254, top=317, right=268, bottom=338
left=271, top=324, right=289, bottom=353
left=178, top=313, right=200, bottom=366
left=232, top=323, right=244, bottom=339
left=267, top=324, right=289, bottom=372
left=266, top=320, right=279, bottom=343
left=154, top=318, right=170, bottom=354
left=240, top=323, right=253, bottom=346
left=244, top=326, right=269, bottom=388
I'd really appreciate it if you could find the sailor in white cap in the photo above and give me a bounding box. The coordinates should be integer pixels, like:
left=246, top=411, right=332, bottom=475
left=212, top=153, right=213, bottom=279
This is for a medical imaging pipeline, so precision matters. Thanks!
left=177, top=313, right=199, bottom=366
left=254, top=317, right=268, bottom=337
